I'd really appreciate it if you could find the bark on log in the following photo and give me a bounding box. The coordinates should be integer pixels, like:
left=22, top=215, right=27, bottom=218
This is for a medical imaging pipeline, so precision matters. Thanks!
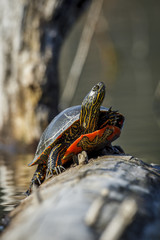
left=1, top=155, right=160, bottom=240
left=0, top=0, right=91, bottom=144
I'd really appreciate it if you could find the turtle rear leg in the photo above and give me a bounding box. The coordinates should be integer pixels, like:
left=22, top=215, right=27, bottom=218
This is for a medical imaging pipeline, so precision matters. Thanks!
left=47, top=144, right=67, bottom=177
left=26, top=164, right=47, bottom=195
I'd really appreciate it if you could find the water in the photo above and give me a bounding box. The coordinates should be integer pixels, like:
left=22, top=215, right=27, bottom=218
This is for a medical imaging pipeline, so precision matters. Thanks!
left=0, top=154, right=35, bottom=229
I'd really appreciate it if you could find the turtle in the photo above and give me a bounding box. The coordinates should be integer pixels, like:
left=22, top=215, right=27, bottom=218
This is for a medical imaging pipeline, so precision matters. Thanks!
left=26, top=82, right=124, bottom=195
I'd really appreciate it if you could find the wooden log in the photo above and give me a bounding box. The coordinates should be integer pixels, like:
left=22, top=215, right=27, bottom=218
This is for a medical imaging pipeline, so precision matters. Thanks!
left=1, top=155, right=160, bottom=240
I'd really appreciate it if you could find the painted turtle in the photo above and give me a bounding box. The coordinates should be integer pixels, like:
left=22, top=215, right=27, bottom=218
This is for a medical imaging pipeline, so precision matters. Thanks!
left=26, top=82, right=124, bottom=194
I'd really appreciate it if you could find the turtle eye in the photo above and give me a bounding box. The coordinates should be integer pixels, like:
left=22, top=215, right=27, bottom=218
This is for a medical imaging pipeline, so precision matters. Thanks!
left=92, top=84, right=100, bottom=91
left=92, top=82, right=105, bottom=92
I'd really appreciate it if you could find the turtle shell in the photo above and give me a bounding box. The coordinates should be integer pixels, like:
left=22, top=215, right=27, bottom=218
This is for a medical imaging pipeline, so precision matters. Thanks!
left=29, top=105, right=108, bottom=166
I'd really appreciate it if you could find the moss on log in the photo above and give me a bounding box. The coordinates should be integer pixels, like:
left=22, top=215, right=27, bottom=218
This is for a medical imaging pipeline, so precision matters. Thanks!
left=1, top=155, right=160, bottom=240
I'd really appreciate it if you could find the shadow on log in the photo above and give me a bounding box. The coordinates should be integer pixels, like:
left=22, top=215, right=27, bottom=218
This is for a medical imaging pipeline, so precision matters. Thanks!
left=1, top=155, right=160, bottom=240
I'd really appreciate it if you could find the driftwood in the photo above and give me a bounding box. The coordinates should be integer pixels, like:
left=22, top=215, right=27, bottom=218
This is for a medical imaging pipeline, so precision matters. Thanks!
left=1, top=155, right=160, bottom=240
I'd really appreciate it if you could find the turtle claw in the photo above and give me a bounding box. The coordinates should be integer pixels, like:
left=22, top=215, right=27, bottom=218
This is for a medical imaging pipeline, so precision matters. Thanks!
left=54, top=167, right=59, bottom=175
left=25, top=181, right=34, bottom=196
left=57, top=166, right=62, bottom=173
left=46, top=169, right=54, bottom=178
left=25, top=188, right=31, bottom=196
left=37, top=177, right=42, bottom=185
left=54, top=165, right=65, bottom=174
left=47, top=165, right=65, bottom=177
left=61, top=166, right=66, bottom=171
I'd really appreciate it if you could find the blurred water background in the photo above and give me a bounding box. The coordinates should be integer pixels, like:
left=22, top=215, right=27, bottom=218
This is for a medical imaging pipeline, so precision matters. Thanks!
left=0, top=0, right=160, bottom=226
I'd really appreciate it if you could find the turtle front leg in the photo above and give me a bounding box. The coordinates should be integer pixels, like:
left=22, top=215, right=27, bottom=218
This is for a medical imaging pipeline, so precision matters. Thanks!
left=26, top=164, right=47, bottom=195
left=47, top=144, right=66, bottom=177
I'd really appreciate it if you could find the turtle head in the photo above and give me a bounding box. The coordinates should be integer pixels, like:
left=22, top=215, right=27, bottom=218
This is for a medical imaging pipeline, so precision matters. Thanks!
left=80, top=82, right=105, bottom=133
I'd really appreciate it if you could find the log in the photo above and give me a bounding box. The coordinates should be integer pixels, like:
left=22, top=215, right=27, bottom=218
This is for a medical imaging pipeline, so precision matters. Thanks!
left=1, top=155, right=160, bottom=240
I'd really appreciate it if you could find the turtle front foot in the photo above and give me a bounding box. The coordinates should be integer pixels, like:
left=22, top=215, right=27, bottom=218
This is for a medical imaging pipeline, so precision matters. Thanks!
left=25, top=164, right=47, bottom=195
left=47, top=165, right=66, bottom=178
left=54, top=165, right=66, bottom=175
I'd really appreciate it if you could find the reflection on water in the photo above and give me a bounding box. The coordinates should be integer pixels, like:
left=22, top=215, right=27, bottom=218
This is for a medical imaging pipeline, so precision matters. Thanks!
left=0, top=154, right=35, bottom=226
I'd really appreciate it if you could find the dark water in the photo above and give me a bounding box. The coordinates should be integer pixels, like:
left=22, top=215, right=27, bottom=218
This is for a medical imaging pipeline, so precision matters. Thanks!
left=0, top=154, right=35, bottom=227
left=1, top=0, right=160, bottom=231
